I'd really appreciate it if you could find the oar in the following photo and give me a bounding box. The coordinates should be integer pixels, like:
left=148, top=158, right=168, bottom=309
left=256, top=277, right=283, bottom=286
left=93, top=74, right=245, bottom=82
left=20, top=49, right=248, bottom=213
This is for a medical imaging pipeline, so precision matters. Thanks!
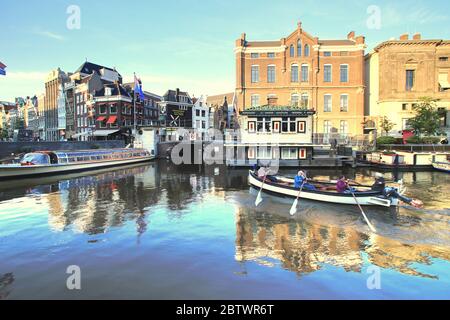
left=255, top=174, right=267, bottom=207
left=290, top=181, right=306, bottom=215
left=351, top=191, right=377, bottom=233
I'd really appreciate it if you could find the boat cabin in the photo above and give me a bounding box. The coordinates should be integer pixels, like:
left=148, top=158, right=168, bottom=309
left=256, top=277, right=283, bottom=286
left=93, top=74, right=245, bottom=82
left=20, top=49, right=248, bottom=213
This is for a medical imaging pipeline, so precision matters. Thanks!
left=20, top=149, right=150, bottom=166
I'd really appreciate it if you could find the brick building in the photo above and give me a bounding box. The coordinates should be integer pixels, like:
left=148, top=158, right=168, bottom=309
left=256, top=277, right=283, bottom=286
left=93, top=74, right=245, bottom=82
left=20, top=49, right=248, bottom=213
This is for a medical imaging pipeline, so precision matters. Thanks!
left=365, top=33, right=450, bottom=135
left=235, top=22, right=366, bottom=138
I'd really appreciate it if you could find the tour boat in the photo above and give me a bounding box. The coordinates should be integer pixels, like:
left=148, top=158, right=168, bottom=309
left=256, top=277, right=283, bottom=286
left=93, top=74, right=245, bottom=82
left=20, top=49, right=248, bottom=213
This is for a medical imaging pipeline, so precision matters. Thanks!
left=248, top=171, right=399, bottom=207
left=0, top=148, right=154, bottom=179
left=432, top=161, right=450, bottom=173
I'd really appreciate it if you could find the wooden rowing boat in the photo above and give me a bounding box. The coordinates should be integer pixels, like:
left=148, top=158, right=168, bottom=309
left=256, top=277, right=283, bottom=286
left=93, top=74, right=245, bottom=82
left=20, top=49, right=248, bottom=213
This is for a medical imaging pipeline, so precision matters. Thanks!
left=248, top=171, right=398, bottom=207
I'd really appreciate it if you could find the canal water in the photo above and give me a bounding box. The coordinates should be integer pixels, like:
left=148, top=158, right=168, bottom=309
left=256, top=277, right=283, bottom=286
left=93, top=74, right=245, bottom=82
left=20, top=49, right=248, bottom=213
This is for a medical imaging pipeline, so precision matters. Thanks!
left=0, top=161, right=449, bottom=299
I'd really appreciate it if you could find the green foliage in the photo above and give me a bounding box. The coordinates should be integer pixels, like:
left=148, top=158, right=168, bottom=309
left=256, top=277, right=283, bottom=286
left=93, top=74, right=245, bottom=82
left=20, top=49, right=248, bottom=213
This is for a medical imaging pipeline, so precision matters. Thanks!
left=0, top=128, right=9, bottom=140
left=406, top=136, right=441, bottom=144
left=379, top=116, right=395, bottom=135
left=407, top=97, right=443, bottom=136
left=376, top=136, right=397, bottom=145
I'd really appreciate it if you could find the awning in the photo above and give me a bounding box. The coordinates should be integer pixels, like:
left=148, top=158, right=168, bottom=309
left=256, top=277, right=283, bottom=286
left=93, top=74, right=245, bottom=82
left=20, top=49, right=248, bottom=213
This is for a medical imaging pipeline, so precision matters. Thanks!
left=438, top=72, right=450, bottom=89
left=97, top=116, right=106, bottom=122
left=91, top=130, right=120, bottom=137
left=107, top=115, right=117, bottom=124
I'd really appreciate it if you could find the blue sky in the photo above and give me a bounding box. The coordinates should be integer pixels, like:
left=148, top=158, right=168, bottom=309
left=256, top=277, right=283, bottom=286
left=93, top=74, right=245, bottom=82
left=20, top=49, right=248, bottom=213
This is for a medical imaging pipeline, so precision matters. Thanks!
left=1, top=0, right=449, bottom=101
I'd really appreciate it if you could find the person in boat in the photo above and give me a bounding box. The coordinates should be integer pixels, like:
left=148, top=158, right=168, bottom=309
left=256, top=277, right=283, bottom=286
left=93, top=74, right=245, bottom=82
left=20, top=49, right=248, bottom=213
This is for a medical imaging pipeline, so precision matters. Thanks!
left=294, top=171, right=316, bottom=191
left=257, top=166, right=278, bottom=182
left=336, top=176, right=357, bottom=193
left=371, top=172, right=423, bottom=208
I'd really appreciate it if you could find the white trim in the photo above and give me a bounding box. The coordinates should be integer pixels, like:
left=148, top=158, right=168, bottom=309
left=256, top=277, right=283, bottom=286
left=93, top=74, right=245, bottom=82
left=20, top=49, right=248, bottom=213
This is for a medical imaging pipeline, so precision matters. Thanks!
left=323, top=64, right=332, bottom=82
left=235, top=46, right=287, bottom=54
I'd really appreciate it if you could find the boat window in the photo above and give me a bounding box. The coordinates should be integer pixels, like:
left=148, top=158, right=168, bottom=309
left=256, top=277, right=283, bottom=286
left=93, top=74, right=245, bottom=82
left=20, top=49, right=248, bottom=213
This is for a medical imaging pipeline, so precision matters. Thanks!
left=59, top=158, right=68, bottom=164
left=21, top=153, right=50, bottom=165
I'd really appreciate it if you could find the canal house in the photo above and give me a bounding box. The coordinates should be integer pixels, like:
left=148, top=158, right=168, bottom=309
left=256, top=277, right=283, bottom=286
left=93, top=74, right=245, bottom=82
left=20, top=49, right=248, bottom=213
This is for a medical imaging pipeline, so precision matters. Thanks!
left=225, top=105, right=316, bottom=166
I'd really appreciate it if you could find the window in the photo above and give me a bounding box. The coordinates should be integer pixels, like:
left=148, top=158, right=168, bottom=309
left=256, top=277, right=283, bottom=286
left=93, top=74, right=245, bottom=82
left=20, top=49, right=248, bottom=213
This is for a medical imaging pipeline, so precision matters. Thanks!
left=301, top=64, right=309, bottom=82
left=297, top=40, right=302, bottom=56
left=340, top=94, right=348, bottom=112
left=301, top=94, right=309, bottom=108
left=196, top=120, right=200, bottom=128
left=281, top=117, right=296, bottom=132
left=297, top=121, right=306, bottom=133
left=402, top=118, right=412, bottom=130
left=282, top=148, right=298, bottom=160
left=257, top=147, right=272, bottom=159
left=291, top=94, right=299, bottom=107
left=256, top=117, right=271, bottom=133
left=340, top=51, right=349, bottom=56
left=100, top=120, right=107, bottom=128
left=324, top=51, right=332, bottom=57
left=304, top=44, right=310, bottom=56
left=196, top=109, right=200, bottom=117
left=248, top=121, right=256, bottom=133
left=324, top=94, right=332, bottom=112
left=251, top=65, right=259, bottom=83
left=439, top=57, right=448, bottom=62
left=110, top=104, right=117, bottom=114
left=340, top=65, right=348, bottom=82
left=251, top=95, right=260, bottom=107
left=340, top=120, right=348, bottom=136
left=324, top=120, right=332, bottom=135
left=402, top=103, right=408, bottom=111
left=100, top=105, right=107, bottom=114
left=324, top=65, right=332, bottom=82
left=406, top=70, right=415, bottom=91
left=290, top=45, right=295, bottom=57
left=201, top=110, right=206, bottom=117
left=267, top=65, right=276, bottom=83
left=251, top=53, right=259, bottom=59
left=202, top=121, right=206, bottom=129
left=291, top=64, right=299, bottom=82
left=267, top=52, right=275, bottom=58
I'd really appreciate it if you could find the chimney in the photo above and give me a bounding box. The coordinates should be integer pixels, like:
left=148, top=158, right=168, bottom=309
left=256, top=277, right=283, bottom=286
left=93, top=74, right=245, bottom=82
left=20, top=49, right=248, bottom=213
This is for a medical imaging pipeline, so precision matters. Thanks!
left=355, top=35, right=365, bottom=44
left=297, top=21, right=302, bottom=30
left=399, top=33, right=409, bottom=40
left=176, top=88, right=180, bottom=102
left=241, top=33, right=246, bottom=41
left=413, top=33, right=421, bottom=40
left=347, top=31, right=355, bottom=40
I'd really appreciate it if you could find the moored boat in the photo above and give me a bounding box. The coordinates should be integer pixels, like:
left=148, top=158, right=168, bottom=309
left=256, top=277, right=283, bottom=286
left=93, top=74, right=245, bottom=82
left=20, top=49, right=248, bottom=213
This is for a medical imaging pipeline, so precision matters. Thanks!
left=248, top=171, right=398, bottom=207
left=0, top=148, right=153, bottom=179
left=432, top=161, right=450, bottom=173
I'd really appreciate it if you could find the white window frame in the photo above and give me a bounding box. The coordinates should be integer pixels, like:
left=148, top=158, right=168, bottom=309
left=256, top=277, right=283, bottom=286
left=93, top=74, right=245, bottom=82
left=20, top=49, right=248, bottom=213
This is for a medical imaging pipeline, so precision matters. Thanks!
left=340, top=64, right=349, bottom=83
left=324, top=94, right=332, bottom=112
left=251, top=94, right=260, bottom=107
left=251, top=65, right=259, bottom=83
left=340, top=94, right=349, bottom=112
left=267, top=64, right=276, bottom=83
left=291, top=64, right=299, bottom=83
left=324, top=64, right=332, bottom=83
left=301, top=64, right=309, bottom=82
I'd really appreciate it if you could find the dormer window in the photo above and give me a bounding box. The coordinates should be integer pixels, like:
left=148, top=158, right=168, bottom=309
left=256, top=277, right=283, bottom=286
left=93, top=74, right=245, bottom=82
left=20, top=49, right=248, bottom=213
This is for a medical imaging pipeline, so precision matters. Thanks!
left=105, top=87, right=112, bottom=96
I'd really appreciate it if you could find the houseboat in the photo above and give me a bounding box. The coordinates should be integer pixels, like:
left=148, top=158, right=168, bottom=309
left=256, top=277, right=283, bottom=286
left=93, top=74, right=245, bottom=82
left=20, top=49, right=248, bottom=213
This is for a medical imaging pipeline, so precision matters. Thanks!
left=360, top=151, right=450, bottom=170
left=0, top=148, right=153, bottom=179
left=432, top=160, right=450, bottom=173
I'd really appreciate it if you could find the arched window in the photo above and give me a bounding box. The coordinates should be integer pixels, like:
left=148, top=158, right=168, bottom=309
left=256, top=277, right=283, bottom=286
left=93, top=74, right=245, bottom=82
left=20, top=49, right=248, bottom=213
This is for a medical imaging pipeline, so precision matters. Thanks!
left=297, top=40, right=302, bottom=56
left=291, top=64, right=299, bottom=82
left=289, top=45, right=295, bottom=57
left=304, top=44, right=310, bottom=57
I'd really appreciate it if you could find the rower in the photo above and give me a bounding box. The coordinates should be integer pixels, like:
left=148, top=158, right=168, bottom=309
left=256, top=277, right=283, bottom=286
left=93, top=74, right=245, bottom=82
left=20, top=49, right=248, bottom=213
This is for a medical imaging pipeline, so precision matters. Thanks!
left=258, top=166, right=278, bottom=182
left=336, top=176, right=350, bottom=193
left=294, top=171, right=316, bottom=191
left=371, top=172, right=423, bottom=208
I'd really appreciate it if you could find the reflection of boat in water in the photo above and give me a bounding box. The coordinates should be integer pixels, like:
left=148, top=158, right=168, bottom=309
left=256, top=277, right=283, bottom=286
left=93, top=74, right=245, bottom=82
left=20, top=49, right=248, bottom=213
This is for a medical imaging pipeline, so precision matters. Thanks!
left=248, top=171, right=397, bottom=207
left=0, top=148, right=154, bottom=179
left=432, top=161, right=450, bottom=173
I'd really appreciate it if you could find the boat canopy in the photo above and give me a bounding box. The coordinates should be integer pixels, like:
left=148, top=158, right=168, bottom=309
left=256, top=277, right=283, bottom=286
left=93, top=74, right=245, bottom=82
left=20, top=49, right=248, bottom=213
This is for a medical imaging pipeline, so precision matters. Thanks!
left=20, top=153, right=51, bottom=165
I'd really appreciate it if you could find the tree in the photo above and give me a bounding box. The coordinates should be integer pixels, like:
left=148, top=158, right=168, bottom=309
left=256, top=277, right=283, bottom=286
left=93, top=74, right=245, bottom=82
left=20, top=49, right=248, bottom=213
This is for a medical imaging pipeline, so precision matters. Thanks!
left=407, top=97, right=442, bottom=136
left=0, top=128, right=8, bottom=140
left=379, top=116, right=395, bottom=136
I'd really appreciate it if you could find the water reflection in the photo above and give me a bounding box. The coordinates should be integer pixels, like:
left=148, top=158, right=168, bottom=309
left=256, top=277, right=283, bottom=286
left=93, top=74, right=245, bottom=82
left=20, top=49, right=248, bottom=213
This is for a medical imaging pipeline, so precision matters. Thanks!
left=0, top=162, right=449, bottom=298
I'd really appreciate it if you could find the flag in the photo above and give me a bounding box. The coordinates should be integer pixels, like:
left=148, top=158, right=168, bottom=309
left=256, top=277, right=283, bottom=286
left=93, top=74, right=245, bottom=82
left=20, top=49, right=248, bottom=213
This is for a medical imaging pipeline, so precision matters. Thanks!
left=134, top=74, right=145, bottom=100
left=0, top=61, right=6, bottom=76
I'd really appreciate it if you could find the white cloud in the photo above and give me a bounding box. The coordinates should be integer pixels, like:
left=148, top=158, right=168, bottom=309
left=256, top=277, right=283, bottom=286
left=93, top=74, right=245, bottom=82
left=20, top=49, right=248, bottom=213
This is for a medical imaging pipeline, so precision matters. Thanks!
left=34, top=30, right=65, bottom=41
left=0, top=71, right=47, bottom=101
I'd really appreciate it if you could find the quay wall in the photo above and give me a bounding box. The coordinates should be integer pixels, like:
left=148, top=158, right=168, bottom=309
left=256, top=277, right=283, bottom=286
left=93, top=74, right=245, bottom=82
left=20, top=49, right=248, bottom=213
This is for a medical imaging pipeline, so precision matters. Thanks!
left=0, top=140, right=125, bottom=159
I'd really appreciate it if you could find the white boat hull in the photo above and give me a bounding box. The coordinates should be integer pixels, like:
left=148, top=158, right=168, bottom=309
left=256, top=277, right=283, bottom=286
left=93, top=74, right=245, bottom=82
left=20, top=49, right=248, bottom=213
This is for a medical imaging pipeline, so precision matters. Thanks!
left=432, top=161, right=450, bottom=173
left=248, top=172, right=396, bottom=207
left=0, top=156, right=154, bottom=179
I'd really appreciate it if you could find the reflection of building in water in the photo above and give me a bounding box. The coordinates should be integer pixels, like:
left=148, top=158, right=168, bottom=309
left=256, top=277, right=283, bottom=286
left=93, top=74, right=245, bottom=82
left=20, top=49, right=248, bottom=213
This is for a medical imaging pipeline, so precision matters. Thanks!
left=235, top=208, right=450, bottom=279
left=46, top=165, right=161, bottom=234
left=235, top=208, right=365, bottom=276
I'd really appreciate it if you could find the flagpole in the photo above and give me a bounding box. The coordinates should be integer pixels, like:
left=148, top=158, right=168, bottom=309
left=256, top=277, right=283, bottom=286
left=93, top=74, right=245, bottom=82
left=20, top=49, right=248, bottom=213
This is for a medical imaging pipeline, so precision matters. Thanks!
left=133, top=72, right=137, bottom=141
